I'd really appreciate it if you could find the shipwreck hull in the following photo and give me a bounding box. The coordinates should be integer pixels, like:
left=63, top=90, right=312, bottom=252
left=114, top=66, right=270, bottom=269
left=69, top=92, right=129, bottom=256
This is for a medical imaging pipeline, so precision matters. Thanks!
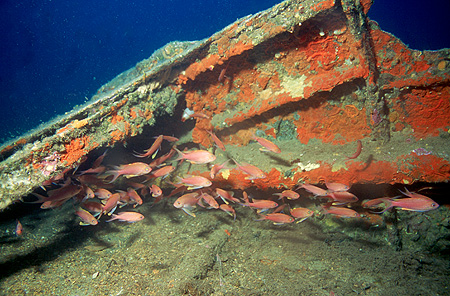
left=0, top=0, right=449, bottom=210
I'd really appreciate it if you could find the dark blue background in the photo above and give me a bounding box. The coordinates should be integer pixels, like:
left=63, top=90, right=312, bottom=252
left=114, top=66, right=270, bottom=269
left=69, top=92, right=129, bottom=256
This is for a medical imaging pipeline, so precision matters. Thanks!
left=1, top=0, right=449, bottom=144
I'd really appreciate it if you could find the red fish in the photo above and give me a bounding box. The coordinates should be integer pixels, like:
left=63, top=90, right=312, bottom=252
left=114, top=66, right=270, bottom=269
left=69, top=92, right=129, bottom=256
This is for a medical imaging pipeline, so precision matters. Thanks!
left=105, top=162, right=152, bottom=183
left=290, top=207, right=314, bottom=222
left=94, top=188, right=112, bottom=199
left=76, top=208, right=98, bottom=225
left=210, top=160, right=230, bottom=179
left=127, top=188, right=143, bottom=207
left=150, top=184, right=163, bottom=198
left=177, top=176, right=212, bottom=189
left=346, top=140, right=362, bottom=159
left=252, top=135, right=281, bottom=153
left=101, top=193, right=120, bottom=215
left=206, top=130, right=226, bottom=151
left=199, top=192, right=219, bottom=209
left=134, top=135, right=163, bottom=158
left=173, top=192, right=201, bottom=217
left=257, top=213, right=294, bottom=225
left=218, top=61, right=230, bottom=82
left=325, top=182, right=349, bottom=192
left=323, top=206, right=360, bottom=218
left=219, top=204, right=236, bottom=220
left=215, top=188, right=240, bottom=204
left=242, top=199, right=278, bottom=209
left=150, top=148, right=176, bottom=168
left=273, top=190, right=299, bottom=200
left=299, top=184, right=328, bottom=196
left=174, top=148, right=216, bottom=164
left=107, top=212, right=144, bottom=223
left=15, top=220, right=23, bottom=236
left=326, top=191, right=358, bottom=205
left=147, top=165, right=175, bottom=179
left=233, top=159, right=266, bottom=180
left=378, top=196, right=439, bottom=213
left=81, top=201, right=103, bottom=215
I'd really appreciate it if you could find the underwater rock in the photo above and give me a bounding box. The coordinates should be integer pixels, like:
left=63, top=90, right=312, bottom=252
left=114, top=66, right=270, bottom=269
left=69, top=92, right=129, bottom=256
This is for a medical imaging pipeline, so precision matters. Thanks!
left=0, top=0, right=449, bottom=210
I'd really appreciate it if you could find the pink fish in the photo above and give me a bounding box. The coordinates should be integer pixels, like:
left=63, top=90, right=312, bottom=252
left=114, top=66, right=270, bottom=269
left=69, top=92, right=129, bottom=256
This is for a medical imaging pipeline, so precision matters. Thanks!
left=257, top=213, right=294, bottom=225
left=107, top=212, right=144, bottom=223
left=76, top=208, right=98, bottom=225
left=150, top=148, right=176, bottom=168
left=299, top=184, right=328, bottom=196
left=252, top=135, right=281, bottom=153
left=147, top=165, right=175, bottom=179
left=378, top=196, right=439, bottom=213
left=290, top=207, right=314, bottom=222
left=177, top=176, right=212, bottom=189
left=32, top=183, right=82, bottom=204
left=105, top=162, right=152, bottom=183
left=81, top=201, right=103, bottom=214
left=210, top=160, right=230, bottom=179
left=134, top=135, right=163, bottom=158
left=174, top=148, right=216, bottom=164
left=219, top=204, right=236, bottom=220
left=150, top=184, right=163, bottom=198
left=206, top=130, right=226, bottom=151
left=215, top=188, right=240, bottom=204
left=323, top=206, right=360, bottom=218
left=173, top=192, right=201, bottom=217
left=101, top=193, right=120, bottom=215
left=325, top=182, right=349, bottom=192
left=242, top=199, right=278, bottom=209
left=326, top=191, right=358, bottom=205
left=94, top=188, right=112, bottom=199
left=233, top=159, right=266, bottom=180
left=199, top=192, right=219, bottom=209
left=273, top=190, right=299, bottom=200
left=127, top=188, right=143, bottom=207
left=15, top=220, right=23, bottom=236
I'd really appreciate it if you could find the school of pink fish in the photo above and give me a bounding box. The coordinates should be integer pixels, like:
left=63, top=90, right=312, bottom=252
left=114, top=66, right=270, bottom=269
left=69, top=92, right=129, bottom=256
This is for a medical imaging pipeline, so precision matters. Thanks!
left=25, top=120, right=440, bottom=229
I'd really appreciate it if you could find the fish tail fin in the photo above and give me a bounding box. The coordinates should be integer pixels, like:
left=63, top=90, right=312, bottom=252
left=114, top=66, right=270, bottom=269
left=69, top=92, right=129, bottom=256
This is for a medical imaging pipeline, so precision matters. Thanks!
left=173, top=147, right=184, bottom=161
left=372, top=198, right=394, bottom=213
left=104, top=170, right=120, bottom=183
left=106, top=214, right=117, bottom=222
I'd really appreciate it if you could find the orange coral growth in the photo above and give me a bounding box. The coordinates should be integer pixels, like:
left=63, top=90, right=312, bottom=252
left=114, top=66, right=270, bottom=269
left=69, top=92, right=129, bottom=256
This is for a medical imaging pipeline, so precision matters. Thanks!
left=183, top=54, right=221, bottom=81
left=129, top=108, right=137, bottom=119
left=293, top=103, right=370, bottom=145
left=111, top=112, right=124, bottom=124
left=264, top=128, right=277, bottom=139
left=392, top=87, right=450, bottom=139
left=225, top=40, right=253, bottom=57
left=110, top=130, right=125, bottom=144
left=61, top=136, right=91, bottom=166
left=398, top=154, right=450, bottom=183
left=359, top=0, right=373, bottom=14
left=312, top=0, right=336, bottom=12
left=252, top=168, right=298, bottom=191
left=56, top=119, right=89, bottom=135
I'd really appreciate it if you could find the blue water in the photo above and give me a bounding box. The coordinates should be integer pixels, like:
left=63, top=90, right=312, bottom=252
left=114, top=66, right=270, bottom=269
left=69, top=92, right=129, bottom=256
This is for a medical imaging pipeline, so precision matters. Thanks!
left=0, top=0, right=449, bottom=144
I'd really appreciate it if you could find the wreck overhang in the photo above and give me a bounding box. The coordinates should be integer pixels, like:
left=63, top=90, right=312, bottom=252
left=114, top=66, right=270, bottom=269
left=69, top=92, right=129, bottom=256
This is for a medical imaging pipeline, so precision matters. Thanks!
left=0, top=0, right=449, bottom=210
